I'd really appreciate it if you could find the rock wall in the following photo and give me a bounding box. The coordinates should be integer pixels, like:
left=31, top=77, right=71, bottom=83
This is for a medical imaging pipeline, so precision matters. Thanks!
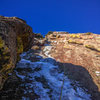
left=45, top=32, right=100, bottom=99
left=0, top=16, right=34, bottom=89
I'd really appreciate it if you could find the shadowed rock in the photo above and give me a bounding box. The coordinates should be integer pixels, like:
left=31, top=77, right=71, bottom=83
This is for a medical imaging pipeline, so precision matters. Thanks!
left=0, top=16, right=34, bottom=89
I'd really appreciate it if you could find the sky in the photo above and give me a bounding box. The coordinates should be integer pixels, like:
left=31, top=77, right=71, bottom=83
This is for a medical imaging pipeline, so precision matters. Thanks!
left=0, top=0, right=100, bottom=35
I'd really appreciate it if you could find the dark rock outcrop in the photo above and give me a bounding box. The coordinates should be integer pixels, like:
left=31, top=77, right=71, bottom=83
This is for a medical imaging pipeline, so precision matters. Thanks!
left=0, top=16, right=34, bottom=89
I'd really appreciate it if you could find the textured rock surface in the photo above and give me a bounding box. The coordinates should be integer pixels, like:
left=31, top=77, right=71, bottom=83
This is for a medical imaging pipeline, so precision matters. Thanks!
left=1, top=32, right=100, bottom=99
left=0, top=17, right=100, bottom=99
left=0, top=16, right=34, bottom=89
left=46, top=32, right=100, bottom=99
left=0, top=45, right=91, bottom=100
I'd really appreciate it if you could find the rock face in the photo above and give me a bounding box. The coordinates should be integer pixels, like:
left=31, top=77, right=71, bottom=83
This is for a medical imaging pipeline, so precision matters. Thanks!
left=0, top=44, right=92, bottom=100
left=0, top=17, right=100, bottom=99
left=0, top=16, right=34, bottom=89
left=46, top=32, right=100, bottom=99
left=0, top=32, right=100, bottom=100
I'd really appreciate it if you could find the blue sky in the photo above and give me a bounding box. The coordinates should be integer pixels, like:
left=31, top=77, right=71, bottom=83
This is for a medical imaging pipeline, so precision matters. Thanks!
left=0, top=0, right=100, bottom=35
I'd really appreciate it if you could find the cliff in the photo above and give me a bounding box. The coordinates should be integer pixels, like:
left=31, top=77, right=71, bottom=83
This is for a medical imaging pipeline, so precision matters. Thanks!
left=0, top=16, right=100, bottom=99
left=0, top=16, right=34, bottom=89
left=45, top=32, right=100, bottom=99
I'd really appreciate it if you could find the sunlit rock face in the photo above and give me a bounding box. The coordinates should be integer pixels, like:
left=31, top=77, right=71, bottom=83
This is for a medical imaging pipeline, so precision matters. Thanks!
left=45, top=32, right=100, bottom=99
left=0, top=16, right=34, bottom=89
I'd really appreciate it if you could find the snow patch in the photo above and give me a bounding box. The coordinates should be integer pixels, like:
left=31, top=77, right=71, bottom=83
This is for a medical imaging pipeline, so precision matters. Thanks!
left=95, top=71, right=100, bottom=76
left=43, top=46, right=53, bottom=58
